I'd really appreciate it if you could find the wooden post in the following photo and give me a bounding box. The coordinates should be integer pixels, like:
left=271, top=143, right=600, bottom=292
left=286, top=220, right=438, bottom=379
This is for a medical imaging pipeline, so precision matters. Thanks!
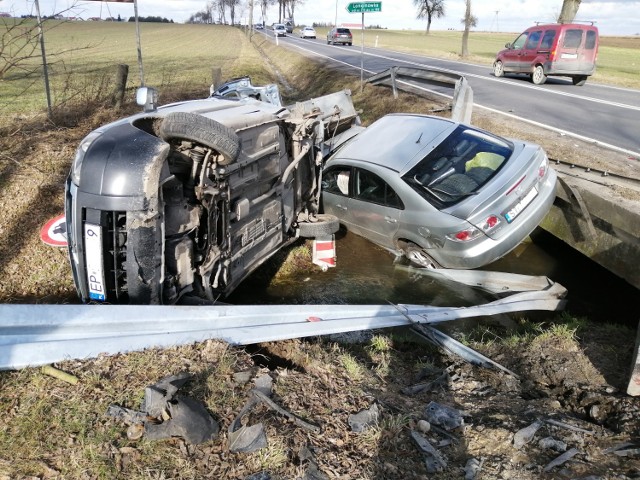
left=113, top=64, right=129, bottom=109
left=212, top=67, right=222, bottom=89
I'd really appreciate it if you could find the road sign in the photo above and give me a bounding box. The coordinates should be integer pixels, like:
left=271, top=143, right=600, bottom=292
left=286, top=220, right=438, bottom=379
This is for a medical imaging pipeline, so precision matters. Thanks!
left=346, top=2, right=381, bottom=13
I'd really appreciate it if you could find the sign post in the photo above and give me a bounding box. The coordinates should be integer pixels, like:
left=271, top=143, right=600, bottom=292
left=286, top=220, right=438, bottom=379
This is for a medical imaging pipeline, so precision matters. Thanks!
left=345, top=2, right=382, bottom=92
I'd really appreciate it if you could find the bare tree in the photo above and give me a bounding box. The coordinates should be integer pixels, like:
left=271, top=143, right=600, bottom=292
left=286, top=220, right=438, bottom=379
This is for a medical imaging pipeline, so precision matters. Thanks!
left=558, top=0, right=581, bottom=23
left=460, top=0, right=477, bottom=58
left=225, top=0, right=240, bottom=25
left=285, top=0, right=305, bottom=25
left=413, top=0, right=445, bottom=34
left=259, top=0, right=276, bottom=26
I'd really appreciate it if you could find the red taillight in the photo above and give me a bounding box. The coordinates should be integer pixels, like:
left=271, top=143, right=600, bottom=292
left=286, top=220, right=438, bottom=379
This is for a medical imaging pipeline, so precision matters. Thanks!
left=485, top=215, right=499, bottom=229
left=549, top=49, right=556, bottom=61
left=455, top=231, right=473, bottom=241
left=447, top=226, right=482, bottom=243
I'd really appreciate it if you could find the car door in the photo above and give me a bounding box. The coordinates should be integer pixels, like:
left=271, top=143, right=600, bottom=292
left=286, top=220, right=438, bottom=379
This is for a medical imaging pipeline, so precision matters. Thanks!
left=502, top=32, right=529, bottom=71
left=322, top=166, right=358, bottom=232
left=348, top=168, right=402, bottom=250
left=519, top=29, right=544, bottom=72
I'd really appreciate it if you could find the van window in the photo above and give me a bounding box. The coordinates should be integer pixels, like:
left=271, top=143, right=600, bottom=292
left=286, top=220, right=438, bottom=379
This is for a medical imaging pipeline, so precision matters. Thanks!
left=540, top=30, right=556, bottom=49
left=524, top=30, right=543, bottom=49
left=585, top=30, right=597, bottom=49
left=512, top=33, right=527, bottom=49
left=563, top=29, right=583, bottom=48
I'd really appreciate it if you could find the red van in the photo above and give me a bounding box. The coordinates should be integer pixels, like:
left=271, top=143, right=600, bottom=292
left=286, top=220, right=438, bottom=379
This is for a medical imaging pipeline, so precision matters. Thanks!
left=493, top=23, right=599, bottom=86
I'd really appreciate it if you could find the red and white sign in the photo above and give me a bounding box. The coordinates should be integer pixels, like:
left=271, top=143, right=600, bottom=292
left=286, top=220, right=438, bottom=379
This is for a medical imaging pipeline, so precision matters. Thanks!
left=40, top=214, right=68, bottom=247
left=312, top=236, right=336, bottom=271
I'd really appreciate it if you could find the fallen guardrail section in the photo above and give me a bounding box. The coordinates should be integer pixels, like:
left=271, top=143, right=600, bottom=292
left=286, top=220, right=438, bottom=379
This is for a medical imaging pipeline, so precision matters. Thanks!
left=0, top=270, right=566, bottom=371
left=366, top=66, right=474, bottom=123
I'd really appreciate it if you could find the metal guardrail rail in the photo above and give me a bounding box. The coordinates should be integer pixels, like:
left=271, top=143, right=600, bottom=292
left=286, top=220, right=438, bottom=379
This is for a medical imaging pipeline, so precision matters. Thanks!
left=366, top=66, right=474, bottom=123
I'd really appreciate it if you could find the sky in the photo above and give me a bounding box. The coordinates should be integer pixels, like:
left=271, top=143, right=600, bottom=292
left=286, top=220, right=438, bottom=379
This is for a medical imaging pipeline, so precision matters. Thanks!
left=3, top=0, right=640, bottom=36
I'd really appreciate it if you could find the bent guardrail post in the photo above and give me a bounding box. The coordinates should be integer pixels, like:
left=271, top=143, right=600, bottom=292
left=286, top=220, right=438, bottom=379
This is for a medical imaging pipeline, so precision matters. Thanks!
left=366, top=66, right=474, bottom=122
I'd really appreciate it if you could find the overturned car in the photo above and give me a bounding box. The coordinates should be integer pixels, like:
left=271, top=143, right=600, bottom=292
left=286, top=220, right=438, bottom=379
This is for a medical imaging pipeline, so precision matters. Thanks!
left=65, top=79, right=359, bottom=305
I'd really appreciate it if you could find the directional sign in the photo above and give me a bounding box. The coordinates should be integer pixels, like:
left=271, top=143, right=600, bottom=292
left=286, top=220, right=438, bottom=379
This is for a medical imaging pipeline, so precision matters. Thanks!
left=346, top=2, right=382, bottom=13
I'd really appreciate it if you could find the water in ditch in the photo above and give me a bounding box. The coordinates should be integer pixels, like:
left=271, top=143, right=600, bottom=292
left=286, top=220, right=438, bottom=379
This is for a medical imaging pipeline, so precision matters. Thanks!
left=228, top=228, right=640, bottom=326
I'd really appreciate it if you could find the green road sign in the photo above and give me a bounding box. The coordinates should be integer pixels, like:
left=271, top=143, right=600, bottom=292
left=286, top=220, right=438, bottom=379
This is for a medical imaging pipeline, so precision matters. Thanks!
left=346, top=2, right=382, bottom=13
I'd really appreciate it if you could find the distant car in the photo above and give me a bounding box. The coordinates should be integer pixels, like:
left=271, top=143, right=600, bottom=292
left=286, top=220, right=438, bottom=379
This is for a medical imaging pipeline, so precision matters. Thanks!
left=327, top=27, right=352, bottom=45
left=493, top=23, right=599, bottom=86
left=255, top=23, right=264, bottom=30
left=273, top=23, right=286, bottom=37
left=300, top=26, right=316, bottom=39
left=322, top=114, right=557, bottom=269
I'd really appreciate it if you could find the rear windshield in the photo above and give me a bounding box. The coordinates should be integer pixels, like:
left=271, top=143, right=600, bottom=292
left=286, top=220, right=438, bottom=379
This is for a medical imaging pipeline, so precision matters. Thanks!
left=337, top=28, right=351, bottom=34
left=403, top=126, right=514, bottom=207
left=563, top=29, right=583, bottom=48
left=585, top=30, right=597, bottom=49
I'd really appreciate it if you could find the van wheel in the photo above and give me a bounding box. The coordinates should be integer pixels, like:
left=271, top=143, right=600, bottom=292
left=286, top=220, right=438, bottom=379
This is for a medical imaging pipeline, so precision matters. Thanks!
left=159, top=112, right=240, bottom=165
left=298, top=214, right=339, bottom=238
left=531, top=65, right=547, bottom=85
left=493, top=61, right=504, bottom=77
left=572, top=75, right=588, bottom=86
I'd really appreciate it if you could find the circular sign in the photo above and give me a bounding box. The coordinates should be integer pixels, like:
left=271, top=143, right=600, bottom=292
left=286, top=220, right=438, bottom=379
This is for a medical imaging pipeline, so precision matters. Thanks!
left=40, top=214, right=68, bottom=247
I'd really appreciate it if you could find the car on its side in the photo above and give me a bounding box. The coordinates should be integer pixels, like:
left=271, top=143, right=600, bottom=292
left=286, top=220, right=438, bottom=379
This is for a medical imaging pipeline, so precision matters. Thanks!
left=299, top=26, right=316, bottom=39
left=322, top=114, right=557, bottom=269
left=65, top=80, right=359, bottom=305
left=493, top=23, right=599, bottom=86
left=273, top=23, right=287, bottom=36
left=327, top=27, right=352, bottom=45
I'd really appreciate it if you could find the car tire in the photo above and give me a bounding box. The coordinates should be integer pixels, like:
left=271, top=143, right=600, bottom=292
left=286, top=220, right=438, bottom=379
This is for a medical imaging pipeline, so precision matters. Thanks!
left=298, top=214, right=340, bottom=238
left=159, top=112, right=240, bottom=165
left=403, top=243, right=440, bottom=269
left=327, top=39, right=331, bottom=44
left=348, top=42, right=352, bottom=46
left=531, top=65, right=547, bottom=85
left=493, top=61, right=504, bottom=77
left=572, top=75, right=587, bottom=86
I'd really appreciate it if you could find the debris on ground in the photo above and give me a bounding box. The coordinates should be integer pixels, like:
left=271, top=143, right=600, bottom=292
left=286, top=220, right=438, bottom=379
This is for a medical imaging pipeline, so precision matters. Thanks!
left=348, top=403, right=380, bottom=433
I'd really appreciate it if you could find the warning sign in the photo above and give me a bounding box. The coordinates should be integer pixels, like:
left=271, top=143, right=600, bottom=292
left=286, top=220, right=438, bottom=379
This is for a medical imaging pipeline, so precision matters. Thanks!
left=40, top=214, right=68, bottom=247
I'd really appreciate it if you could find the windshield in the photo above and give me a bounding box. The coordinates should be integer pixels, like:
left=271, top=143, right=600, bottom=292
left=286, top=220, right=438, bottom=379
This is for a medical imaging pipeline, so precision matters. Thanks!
left=403, top=125, right=514, bottom=207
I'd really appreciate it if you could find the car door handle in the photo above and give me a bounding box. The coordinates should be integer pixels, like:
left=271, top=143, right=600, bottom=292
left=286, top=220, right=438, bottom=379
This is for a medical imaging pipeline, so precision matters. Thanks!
left=384, top=216, right=398, bottom=224
left=335, top=204, right=347, bottom=211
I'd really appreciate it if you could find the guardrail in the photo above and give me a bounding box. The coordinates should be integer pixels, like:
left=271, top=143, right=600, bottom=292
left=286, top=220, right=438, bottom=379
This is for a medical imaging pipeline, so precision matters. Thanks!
left=366, top=66, right=474, bottom=123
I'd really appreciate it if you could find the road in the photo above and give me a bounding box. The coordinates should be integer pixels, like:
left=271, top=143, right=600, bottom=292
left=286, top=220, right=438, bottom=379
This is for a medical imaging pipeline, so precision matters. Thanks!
left=261, top=31, right=640, bottom=158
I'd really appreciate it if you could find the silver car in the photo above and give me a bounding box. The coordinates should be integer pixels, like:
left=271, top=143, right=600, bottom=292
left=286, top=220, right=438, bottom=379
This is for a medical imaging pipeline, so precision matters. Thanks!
left=322, top=114, right=557, bottom=269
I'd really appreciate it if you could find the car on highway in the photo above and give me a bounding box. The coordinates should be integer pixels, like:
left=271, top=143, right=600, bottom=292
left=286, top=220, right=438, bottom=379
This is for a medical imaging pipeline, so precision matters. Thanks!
left=493, top=23, right=599, bottom=86
left=273, top=23, right=287, bottom=37
left=299, top=26, right=316, bottom=39
left=321, top=114, right=557, bottom=269
left=65, top=80, right=359, bottom=305
left=327, top=27, right=352, bottom=45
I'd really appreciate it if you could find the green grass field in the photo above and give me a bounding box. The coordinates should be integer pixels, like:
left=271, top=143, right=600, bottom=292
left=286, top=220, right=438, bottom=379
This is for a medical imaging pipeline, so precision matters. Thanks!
left=1, top=20, right=638, bottom=121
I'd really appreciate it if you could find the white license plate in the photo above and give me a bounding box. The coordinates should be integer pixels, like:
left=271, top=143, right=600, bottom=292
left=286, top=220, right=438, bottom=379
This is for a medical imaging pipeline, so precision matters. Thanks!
left=84, top=223, right=106, bottom=301
left=505, top=187, right=538, bottom=223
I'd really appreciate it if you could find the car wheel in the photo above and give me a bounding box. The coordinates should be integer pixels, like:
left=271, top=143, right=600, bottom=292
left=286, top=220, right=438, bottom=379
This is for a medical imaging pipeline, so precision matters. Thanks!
left=327, top=38, right=331, bottom=44
left=159, top=112, right=240, bottom=165
left=531, top=65, right=547, bottom=85
left=572, top=75, right=587, bottom=86
left=403, top=243, right=440, bottom=269
left=493, top=60, right=504, bottom=77
left=298, top=214, right=340, bottom=238
left=348, top=42, right=352, bottom=46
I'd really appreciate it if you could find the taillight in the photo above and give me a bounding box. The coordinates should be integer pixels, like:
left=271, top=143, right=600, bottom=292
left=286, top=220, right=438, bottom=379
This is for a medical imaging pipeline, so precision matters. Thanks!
left=446, top=226, right=482, bottom=242
left=538, top=155, right=549, bottom=179
left=549, top=48, right=556, bottom=61
left=481, top=215, right=501, bottom=233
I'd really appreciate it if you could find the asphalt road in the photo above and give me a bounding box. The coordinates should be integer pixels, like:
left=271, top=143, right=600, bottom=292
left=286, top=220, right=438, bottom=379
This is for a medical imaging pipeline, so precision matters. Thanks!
left=261, top=31, right=640, bottom=157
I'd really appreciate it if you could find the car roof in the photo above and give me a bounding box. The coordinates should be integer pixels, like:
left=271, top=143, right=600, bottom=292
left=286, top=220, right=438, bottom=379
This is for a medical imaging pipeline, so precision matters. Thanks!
left=329, top=114, right=457, bottom=174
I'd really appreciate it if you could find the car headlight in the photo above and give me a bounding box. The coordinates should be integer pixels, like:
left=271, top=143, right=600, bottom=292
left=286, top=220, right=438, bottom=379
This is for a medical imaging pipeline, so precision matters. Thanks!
left=71, top=131, right=102, bottom=185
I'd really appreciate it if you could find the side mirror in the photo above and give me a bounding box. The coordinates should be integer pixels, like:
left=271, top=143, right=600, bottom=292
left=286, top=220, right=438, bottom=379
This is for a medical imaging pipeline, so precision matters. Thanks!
left=505, top=42, right=511, bottom=49
left=136, top=86, right=158, bottom=112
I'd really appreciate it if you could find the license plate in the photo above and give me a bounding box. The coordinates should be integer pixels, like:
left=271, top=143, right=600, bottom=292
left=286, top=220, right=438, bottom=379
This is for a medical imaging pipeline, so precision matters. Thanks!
left=84, top=223, right=106, bottom=301
left=505, top=187, right=537, bottom=223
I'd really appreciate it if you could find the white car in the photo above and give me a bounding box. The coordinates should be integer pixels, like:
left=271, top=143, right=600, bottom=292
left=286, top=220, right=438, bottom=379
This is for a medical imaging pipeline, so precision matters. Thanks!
left=273, top=24, right=286, bottom=37
left=300, top=26, right=316, bottom=39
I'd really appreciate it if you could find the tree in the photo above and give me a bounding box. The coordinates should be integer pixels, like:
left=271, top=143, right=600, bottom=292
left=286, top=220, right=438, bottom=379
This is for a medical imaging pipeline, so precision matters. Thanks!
left=460, top=0, right=477, bottom=58
left=285, top=0, right=305, bottom=25
left=558, top=0, right=581, bottom=23
left=259, top=0, right=276, bottom=25
left=413, top=0, right=445, bottom=34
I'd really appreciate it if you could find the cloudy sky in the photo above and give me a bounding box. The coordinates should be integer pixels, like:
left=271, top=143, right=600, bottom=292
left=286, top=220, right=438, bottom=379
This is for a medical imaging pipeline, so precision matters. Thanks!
left=4, top=0, right=640, bottom=35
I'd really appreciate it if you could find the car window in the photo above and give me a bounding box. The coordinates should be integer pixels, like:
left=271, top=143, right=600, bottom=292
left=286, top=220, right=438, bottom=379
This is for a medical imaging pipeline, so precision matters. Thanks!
left=323, top=167, right=351, bottom=196
left=337, top=28, right=351, bottom=34
left=563, top=29, right=583, bottom=48
left=403, top=126, right=513, bottom=206
left=511, top=33, right=528, bottom=50
left=524, top=30, right=543, bottom=49
left=585, top=30, right=597, bottom=49
left=354, top=169, right=404, bottom=209
left=540, top=30, right=556, bottom=49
